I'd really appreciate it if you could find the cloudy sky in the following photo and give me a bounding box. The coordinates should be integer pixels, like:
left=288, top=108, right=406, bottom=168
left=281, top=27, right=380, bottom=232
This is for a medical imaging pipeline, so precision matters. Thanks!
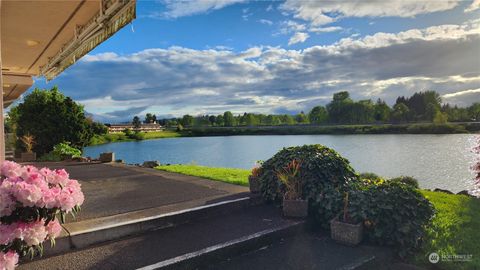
left=30, top=0, right=480, bottom=122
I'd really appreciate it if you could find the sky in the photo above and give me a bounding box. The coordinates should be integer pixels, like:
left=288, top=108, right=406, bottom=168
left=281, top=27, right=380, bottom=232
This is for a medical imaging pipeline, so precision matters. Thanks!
left=28, top=0, right=480, bottom=123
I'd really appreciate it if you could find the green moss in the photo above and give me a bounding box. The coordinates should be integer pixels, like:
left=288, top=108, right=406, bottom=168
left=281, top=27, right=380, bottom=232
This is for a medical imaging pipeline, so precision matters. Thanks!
left=413, top=191, right=480, bottom=269
left=155, top=164, right=250, bottom=186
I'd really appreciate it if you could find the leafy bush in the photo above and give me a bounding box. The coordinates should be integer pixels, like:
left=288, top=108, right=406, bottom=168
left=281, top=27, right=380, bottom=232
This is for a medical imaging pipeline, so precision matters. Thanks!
left=129, top=132, right=145, bottom=140
left=39, top=142, right=81, bottom=161
left=358, top=172, right=385, bottom=185
left=351, top=181, right=435, bottom=256
left=389, top=176, right=419, bottom=188
left=258, top=144, right=358, bottom=226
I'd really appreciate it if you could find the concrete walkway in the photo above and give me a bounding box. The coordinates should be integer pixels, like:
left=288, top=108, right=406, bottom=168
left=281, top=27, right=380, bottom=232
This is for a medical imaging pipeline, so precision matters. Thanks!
left=30, top=162, right=249, bottom=221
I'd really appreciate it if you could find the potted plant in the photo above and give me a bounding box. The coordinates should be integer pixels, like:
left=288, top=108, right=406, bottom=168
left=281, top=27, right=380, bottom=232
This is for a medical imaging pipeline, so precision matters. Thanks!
left=248, top=163, right=262, bottom=194
left=20, top=134, right=36, bottom=162
left=277, top=159, right=308, bottom=218
left=330, top=192, right=363, bottom=246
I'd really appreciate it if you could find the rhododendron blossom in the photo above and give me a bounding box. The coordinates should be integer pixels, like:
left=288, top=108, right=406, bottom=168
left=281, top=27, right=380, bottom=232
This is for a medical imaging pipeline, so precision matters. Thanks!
left=0, top=161, right=84, bottom=269
left=0, top=251, right=18, bottom=270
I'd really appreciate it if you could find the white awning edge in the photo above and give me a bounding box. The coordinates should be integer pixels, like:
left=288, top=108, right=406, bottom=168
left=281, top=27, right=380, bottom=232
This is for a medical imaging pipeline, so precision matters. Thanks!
left=40, top=0, right=136, bottom=81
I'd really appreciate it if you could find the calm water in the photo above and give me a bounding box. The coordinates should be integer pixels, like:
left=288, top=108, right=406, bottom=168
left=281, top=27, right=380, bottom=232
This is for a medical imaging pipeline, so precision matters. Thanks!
left=84, top=134, right=477, bottom=192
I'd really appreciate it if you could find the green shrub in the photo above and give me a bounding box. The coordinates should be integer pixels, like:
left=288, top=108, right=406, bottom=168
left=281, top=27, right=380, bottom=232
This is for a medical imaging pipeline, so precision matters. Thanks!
left=258, top=144, right=358, bottom=226
left=129, top=132, right=145, bottom=140
left=123, top=128, right=133, bottom=137
left=39, top=142, right=82, bottom=161
left=389, top=176, right=419, bottom=189
left=358, top=172, right=385, bottom=186
left=351, top=181, right=435, bottom=256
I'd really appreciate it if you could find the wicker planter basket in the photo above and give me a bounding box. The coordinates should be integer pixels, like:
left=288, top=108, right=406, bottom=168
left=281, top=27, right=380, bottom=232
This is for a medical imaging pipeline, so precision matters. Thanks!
left=248, top=175, right=261, bottom=193
left=283, top=199, right=308, bottom=218
left=330, top=216, right=363, bottom=246
left=20, top=152, right=36, bottom=162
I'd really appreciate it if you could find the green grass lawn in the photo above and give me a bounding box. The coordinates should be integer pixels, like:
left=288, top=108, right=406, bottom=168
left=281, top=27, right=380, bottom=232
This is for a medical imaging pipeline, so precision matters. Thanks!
left=413, top=190, right=480, bottom=269
left=89, top=130, right=182, bottom=145
left=155, top=164, right=250, bottom=186
left=142, top=130, right=182, bottom=139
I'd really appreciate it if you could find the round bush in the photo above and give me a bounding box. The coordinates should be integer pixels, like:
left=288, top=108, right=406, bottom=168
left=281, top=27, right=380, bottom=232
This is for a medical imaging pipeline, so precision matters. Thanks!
left=389, top=176, right=419, bottom=189
left=352, top=181, right=434, bottom=256
left=258, top=144, right=358, bottom=225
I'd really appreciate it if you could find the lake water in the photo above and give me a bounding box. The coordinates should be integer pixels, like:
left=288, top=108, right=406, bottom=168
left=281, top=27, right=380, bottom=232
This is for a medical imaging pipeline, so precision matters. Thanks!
left=83, top=134, right=478, bottom=192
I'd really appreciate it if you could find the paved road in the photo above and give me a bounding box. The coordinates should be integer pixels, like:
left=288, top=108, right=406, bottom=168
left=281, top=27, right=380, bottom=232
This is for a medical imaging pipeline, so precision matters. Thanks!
left=29, top=162, right=248, bottom=221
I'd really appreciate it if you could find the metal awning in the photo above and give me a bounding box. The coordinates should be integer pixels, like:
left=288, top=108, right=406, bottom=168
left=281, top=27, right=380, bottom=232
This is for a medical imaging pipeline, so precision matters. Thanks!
left=1, top=0, right=136, bottom=107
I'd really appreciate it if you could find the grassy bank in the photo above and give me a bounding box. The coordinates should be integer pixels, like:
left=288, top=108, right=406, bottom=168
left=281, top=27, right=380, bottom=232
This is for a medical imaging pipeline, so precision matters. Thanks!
left=185, top=122, right=479, bottom=137
left=156, top=164, right=249, bottom=186
left=89, top=130, right=182, bottom=146
left=413, top=191, right=479, bottom=270
left=155, top=164, right=479, bottom=269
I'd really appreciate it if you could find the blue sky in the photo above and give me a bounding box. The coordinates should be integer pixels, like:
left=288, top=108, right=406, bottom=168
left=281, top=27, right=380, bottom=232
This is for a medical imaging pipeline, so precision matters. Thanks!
left=30, top=0, right=480, bottom=122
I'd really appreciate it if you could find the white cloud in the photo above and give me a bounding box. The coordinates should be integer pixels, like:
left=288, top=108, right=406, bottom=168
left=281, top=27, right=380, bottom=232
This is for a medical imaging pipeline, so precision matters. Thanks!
left=55, top=20, right=480, bottom=121
left=160, top=0, right=247, bottom=18
left=443, top=88, right=480, bottom=98
left=288, top=32, right=309, bottom=45
left=465, top=0, right=480, bottom=12
left=258, top=19, right=273, bottom=25
left=281, top=0, right=460, bottom=25
left=442, top=88, right=480, bottom=106
left=279, top=20, right=306, bottom=34
left=309, top=26, right=343, bottom=33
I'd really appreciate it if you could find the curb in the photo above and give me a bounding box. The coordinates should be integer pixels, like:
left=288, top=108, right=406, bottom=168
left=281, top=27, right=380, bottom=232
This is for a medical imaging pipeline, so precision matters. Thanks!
left=44, top=195, right=262, bottom=256
left=136, top=220, right=305, bottom=270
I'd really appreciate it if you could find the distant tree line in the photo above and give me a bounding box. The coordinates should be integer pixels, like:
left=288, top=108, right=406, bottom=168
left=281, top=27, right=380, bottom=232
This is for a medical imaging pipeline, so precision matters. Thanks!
left=142, top=90, right=479, bottom=128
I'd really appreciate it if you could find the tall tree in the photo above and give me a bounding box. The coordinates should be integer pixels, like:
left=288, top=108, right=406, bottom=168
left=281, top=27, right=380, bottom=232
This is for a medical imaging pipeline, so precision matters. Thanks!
left=144, top=113, right=154, bottom=123
left=223, top=111, right=235, bottom=127
left=245, top=113, right=259, bottom=126
left=295, top=111, right=309, bottom=124
left=374, top=99, right=391, bottom=122
left=132, top=116, right=142, bottom=129
left=392, top=103, right=410, bottom=122
left=208, top=115, right=217, bottom=126
left=11, top=87, right=93, bottom=155
left=469, top=103, right=480, bottom=121
left=308, top=106, right=328, bottom=124
left=326, top=91, right=354, bottom=124
left=181, top=115, right=194, bottom=127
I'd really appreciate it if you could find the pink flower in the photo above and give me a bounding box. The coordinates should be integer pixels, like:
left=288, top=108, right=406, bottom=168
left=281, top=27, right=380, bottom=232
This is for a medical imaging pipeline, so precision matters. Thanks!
left=0, top=161, right=22, bottom=179
left=65, top=180, right=85, bottom=206
left=0, top=251, right=19, bottom=270
left=0, top=224, right=15, bottom=245
left=12, top=221, right=48, bottom=246
left=0, top=191, right=15, bottom=217
left=37, top=187, right=58, bottom=209
left=46, top=220, right=62, bottom=239
left=57, top=190, right=76, bottom=212
left=10, top=182, right=42, bottom=207
left=48, top=169, right=69, bottom=186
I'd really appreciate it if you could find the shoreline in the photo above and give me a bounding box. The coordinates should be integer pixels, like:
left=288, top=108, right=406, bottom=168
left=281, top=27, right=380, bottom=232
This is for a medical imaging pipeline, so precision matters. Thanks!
left=87, top=122, right=479, bottom=147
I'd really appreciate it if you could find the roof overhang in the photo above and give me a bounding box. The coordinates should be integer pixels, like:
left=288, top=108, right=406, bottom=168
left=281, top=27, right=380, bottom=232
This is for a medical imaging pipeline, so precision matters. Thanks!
left=1, top=0, right=136, bottom=107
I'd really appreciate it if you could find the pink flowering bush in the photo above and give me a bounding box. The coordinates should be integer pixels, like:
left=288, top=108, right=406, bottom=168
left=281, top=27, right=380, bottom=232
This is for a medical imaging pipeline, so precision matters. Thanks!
left=0, top=161, right=84, bottom=269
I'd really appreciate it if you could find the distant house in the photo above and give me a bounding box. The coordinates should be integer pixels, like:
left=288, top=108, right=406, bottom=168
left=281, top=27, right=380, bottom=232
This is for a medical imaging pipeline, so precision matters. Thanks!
left=107, top=122, right=164, bottom=133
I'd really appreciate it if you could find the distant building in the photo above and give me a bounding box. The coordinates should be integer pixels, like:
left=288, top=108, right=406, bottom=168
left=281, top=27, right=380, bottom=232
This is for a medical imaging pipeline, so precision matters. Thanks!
left=107, top=122, right=164, bottom=133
